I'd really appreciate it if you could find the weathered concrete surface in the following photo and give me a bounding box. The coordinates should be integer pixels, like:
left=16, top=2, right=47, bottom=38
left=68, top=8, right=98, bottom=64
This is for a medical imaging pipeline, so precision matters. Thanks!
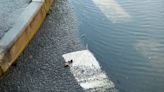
left=0, top=0, right=31, bottom=38
left=0, top=0, right=84, bottom=91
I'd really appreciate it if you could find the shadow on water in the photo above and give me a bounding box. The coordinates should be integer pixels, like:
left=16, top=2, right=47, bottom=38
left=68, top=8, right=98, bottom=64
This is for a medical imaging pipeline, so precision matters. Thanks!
left=69, top=0, right=164, bottom=92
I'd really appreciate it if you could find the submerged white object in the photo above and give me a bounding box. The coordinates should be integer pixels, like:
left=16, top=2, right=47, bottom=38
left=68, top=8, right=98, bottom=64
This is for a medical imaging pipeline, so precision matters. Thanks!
left=62, top=50, right=117, bottom=91
left=92, top=0, right=131, bottom=23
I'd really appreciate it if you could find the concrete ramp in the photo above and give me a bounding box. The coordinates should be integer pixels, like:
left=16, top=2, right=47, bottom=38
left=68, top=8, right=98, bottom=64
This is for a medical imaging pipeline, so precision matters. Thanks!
left=63, top=50, right=118, bottom=92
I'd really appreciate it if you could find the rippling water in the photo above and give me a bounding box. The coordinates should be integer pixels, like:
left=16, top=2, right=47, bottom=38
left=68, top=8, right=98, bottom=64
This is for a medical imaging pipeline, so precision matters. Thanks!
left=70, top=0, right=164, bottom=92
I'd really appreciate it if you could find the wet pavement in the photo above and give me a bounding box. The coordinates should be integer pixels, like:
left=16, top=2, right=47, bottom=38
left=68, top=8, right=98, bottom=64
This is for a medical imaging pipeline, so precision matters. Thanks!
left=0, top=0, right=84, bottom=91
left=0, top=0, right=30, bottom=38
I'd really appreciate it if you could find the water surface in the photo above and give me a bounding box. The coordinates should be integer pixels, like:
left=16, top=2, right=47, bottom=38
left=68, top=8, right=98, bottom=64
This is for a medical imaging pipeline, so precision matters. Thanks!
left=70, top=0, right=164, bottom=92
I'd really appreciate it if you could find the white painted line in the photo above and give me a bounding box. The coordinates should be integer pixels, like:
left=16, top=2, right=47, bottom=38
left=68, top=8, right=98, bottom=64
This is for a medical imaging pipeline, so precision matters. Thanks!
left=32, top=0, right=45, bottom=2
left=92, top=0, right=131, bottom=23
left=62, top=50, right=118, bottom=91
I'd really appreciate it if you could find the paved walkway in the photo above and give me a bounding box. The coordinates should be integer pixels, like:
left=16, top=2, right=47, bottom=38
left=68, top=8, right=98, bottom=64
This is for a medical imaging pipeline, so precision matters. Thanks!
left=0, top=0, right=30, bottom=38
left=0, top=0, right=84, bottom=91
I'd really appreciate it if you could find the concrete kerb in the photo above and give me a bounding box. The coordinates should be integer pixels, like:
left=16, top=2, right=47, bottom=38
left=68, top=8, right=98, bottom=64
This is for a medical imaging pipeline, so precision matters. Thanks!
left=0, top=0, right=53, bottom=77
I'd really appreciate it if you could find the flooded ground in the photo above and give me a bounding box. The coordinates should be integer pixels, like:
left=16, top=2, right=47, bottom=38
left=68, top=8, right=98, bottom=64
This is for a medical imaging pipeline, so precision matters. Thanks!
left=69, top=0, right=164, bottom=92
left=0, top=0, right=164, bottom=92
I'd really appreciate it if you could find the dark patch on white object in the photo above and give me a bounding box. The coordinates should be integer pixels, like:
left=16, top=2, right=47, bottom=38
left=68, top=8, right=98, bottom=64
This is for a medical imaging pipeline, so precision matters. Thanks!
left=64, top=60, right=73, bottom=67
left=63, top=50, right=118, bottom=91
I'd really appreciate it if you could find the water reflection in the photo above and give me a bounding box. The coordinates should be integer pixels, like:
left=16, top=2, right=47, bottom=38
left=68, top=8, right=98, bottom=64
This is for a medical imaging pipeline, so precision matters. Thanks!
left=70, top=0, right=164, bottom=92
left=136, top=39, right=164, bottom=72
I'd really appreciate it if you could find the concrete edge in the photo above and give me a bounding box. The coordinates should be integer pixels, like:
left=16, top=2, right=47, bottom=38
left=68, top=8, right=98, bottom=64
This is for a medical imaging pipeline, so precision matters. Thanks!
left=0, top=0, right=53, bottom=77
left=0, top=2, right=43, bottom=53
